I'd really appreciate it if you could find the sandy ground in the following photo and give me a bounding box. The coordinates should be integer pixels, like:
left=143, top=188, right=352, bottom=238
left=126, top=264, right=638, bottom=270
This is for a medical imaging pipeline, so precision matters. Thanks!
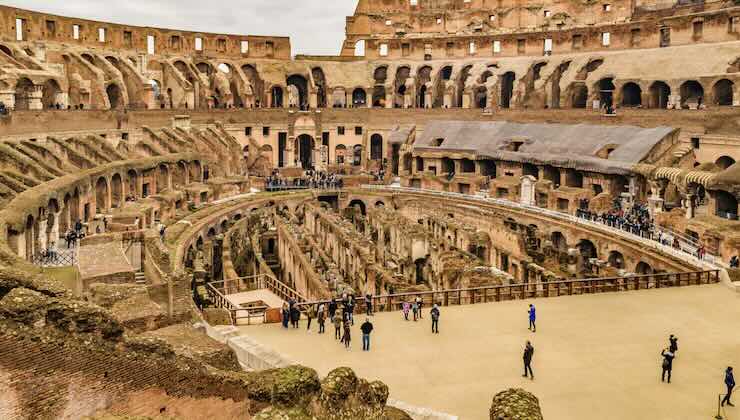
left=241, top=284, right=740, bottom=420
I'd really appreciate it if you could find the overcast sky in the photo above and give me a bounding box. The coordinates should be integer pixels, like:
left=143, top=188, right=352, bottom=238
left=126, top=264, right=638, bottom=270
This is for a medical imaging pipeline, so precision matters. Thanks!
left=5, top=0, right=357, bottom=55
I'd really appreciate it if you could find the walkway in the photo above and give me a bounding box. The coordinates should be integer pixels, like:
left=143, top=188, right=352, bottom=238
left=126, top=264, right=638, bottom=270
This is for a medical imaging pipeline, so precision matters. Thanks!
left=242, top=284, right=739, bottom=420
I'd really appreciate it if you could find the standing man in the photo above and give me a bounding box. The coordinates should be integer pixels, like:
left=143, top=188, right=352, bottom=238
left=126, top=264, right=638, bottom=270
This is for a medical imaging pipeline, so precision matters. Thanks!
left=528, top=304, right=536, bottom=332
left=722, top=366, right=735, bottom=407
left=360, top=318, right=374, bottom=351
left=661, top=347, right=675, bottom=383
left=333, top=312, right=342, bottom=340
left=430, top=304, right=440, bottom=334
left=365, top=293, right=373, bottom=316
left=317, top=303, right=326, bottom=334
left=523, top=341, right=534, bottom=380
left=416, top=296, right=423, bottom=319
left=669, top=334, right=678, bottom=355
left=328, top=298, right=337, bottom=322
left=306, top=304, right=316, bottom=331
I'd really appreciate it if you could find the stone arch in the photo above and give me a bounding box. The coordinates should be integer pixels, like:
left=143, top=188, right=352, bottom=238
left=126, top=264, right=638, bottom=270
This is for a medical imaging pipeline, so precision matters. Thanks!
left=372, top=65, right=388, bottom=107
left=417, top=65, right=432, bottom=107
left=311, top=67, right=327, bottom=108
left=286, top=74, right=308, bottom=109
left=348, top=199, right=366, bottom=216
left=570, top=83, right=588, bottom=108
left=157, top=164, right=170, bottom=192
left=41, top=79, right=62, bottom=109
left=14, top=77, right=35, bottom=110
left=441, top=157, right=454, bottom=174
left=434, top=65, right=453, bottom=108
left=460, top=158, right=475, bottom=173
left=375, top=200, right=386, bottom=208
left=712, top=79, right=734, bottom=106
left=551, top=232, right=568, bottom=251
left=370, top=134, right=383, bottom=161
left=577, top=239, right=597, bottom=259
left=715, top=190, right=738, bottom=218
left=127, top=169, right=139, bottom=199
left=111, top=173, right=123, bottom=208
left=95, top=177, right=109, bottom=213
left=595, top=78, right=615, bottom=108
left=296, top=134, right=314, bottom=169
left=190, top=161, right=202, bottom=182
left=196, top=62, right=213, bottom=75
left=457, top=65, right=473, bottom=107
left=679, top=80, right=704, bottom=108
left=620, top=82, right=642, bottom=107
left=335, top=144, right=347, bottom=164
left=500, top=71, right=516, bottom=108
left=635, top=261, right=653, bottom=275
left=106, top=83, right=123, bottom=109
left=474, top=86, right=487, bottom=109
left=607, top=250, right=625, bottom=269
left=353, top=145, right=363, bottom=166
left=716, top=156, right=736, bottom=170
left=173, top=161, right=188, bottom=187
left=394, top=66, right=411, bottom=108
left=352, top=88, right=367, bottom=108
left=648, top=81, right=670, bottom=109
left=543, top=165, right=559, bottom=185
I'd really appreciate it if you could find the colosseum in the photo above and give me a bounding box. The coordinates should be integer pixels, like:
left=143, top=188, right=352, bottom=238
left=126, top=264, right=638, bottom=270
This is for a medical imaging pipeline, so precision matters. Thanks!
left=0, top=0, right=738, bottom=419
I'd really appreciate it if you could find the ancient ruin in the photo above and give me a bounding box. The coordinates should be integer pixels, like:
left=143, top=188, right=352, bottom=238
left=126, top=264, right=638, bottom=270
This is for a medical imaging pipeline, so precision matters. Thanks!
left=0, top=0, right=738, bottom=418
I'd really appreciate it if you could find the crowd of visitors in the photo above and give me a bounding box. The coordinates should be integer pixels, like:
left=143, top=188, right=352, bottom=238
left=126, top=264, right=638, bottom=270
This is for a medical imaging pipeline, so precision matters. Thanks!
left=265, top=169, right=342, bottom=191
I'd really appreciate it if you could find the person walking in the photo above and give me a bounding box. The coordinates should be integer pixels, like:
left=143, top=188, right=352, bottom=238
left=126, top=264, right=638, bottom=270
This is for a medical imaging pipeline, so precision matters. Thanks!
left=416, top=296, right=423, bottom=319
left=347, top=295, right=355, bottom=325
left=669, top=334, right=678, bottom=355
left=412, top=299, right=419, bottom=321
left=365, top=293, right=373, bottom=316
left=342, top=319, right=352, bottom=349
left=329, top=298, right=337, bottom=321
left=306, top=304, right=316, bottom=331
left=360, top=318, right=374, bottom=351
left=333, top=312, right=342, bottom=340
left=528, top=304, right=536, bottom=332
left=290, top=305, right=300, bottom=328
left=430, top=304, right=440, bottom=334
left=523, top=341, right=534, bottom=380
left=402, top=300, right=410, bottom=321
left=722, top=366, right=735, bottom=407
left=317, top=304, right=326, bottom=334
left=661, top=347, right=675, bottom=383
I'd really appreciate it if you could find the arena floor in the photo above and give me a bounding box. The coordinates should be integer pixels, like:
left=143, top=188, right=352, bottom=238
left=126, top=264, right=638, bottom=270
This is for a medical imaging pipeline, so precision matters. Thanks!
left=242, top=284, right=739, bottom=420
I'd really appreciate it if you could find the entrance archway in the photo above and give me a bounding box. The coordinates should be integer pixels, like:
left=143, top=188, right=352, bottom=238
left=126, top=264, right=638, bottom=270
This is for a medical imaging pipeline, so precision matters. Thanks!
left=649, top=81, right=670, bottom=109
left=620, top=82, right=642, bottom=107
left=42, top=79, right=61, bottom=108
left=106, top=83, right=122, bottom=109
left=712, top=79, right=734, bottom=106
left=679, top=80, right=704, bottom=108
left=296, top=134, right=314, bottom=169
left=352, top=88, right=366, bottom=108
left=370, top=134, right=383, bottom=161
left=500, top=72, right=515, bottom=108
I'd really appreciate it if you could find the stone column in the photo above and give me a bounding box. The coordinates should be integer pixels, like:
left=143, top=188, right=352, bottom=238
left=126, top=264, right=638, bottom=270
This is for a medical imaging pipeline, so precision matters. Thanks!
left=37, top=217, right=48, bottom=253
left=685, top=193, right=695, bottom=219
left=385, top=89, right=394, bottom=109
left=366, top=88, right=373, bottom=108
left=49, top=211, right=61, bottom=246
left=28, top=86, right=43, bottom=110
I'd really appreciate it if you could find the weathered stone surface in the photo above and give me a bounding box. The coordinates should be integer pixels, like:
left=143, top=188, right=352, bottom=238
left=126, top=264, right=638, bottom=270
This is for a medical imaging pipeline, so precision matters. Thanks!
left=489, top=388, right=544, bottom=420
left=88, top=283, right=148, bottom=308
left=202, top=307, right=232, bottom=325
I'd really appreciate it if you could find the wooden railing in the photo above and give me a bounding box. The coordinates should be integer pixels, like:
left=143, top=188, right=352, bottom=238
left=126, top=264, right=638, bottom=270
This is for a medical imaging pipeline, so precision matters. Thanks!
left=295, top=270, right=721, bottom=313
left=205, top=277, right=270, bottom=325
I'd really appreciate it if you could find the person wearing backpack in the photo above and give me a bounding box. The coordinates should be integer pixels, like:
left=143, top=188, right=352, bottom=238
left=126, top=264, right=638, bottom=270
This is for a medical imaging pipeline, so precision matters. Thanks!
left=661, top=347, right=675, bottom=383
left=430, top=304, right=440, bottom=334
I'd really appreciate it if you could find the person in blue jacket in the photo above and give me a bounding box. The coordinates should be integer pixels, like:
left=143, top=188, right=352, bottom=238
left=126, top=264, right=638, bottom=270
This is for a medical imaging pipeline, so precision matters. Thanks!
left=528, top=304, right=536, bottom=332
left=722, top=366, right=735, bottom=407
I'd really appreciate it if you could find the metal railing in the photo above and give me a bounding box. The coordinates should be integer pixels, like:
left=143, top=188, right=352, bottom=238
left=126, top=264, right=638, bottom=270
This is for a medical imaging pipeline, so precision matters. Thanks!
left=295, top=270, right=721, bottom=313
left=31, top=247, right=78, bottom=268
left=361, top=185, right=724, bottom=268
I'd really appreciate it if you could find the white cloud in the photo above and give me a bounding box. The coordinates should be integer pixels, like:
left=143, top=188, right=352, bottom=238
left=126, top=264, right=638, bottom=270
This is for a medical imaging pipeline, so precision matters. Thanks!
left=5, top=0, right=357, bottom=55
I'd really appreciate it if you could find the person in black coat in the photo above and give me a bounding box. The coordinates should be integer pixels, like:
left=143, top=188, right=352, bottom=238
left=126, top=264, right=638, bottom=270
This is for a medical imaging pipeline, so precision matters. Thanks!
left=669, top=334, right=678, bottom=354
left=522, top=341, right=534, bottom=380
left=661, top=348, right=675, bottom=383
left=722, top=366, right=735, bottom=407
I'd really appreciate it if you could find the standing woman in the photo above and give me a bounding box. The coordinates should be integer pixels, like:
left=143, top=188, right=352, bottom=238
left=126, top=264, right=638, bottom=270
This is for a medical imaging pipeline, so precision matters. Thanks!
left=281, top=302, right=289, bottom=328
left=342, top=319, right=352, bottom=349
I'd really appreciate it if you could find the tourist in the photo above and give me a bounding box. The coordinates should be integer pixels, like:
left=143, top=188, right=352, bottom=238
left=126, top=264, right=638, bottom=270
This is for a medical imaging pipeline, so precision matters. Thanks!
left=528, top=304, right=537, bottom=332
left=74, top=219, right=83, bottom=237
left=430, top=304, right=440, bottom=334
left=360, top=317, right=373, bottom=351
left=661, top=347, right=675, bottom=383
left=342, top=319, right=352, bottom=349
left=317, top=303, right=326, bottom=334
left=333, top=312, right=342, bottom=340
left=412, top=299, right=418, bottom=321
left=328, top=298, right=337, bottom=321
left=46, top=241, right=57, bottom=262
left=365, top=293, right=373, bottom=316
left=669, top=334, right=678, bottom=355
left=306, top=304, right=316, bottom=331
left=402, top=300, right=410, bottom=320
left=347, top=295, right=355, bottom=325
left=281, top=303, right=289, bottom=328
left=416, top=296, right=423, bottom=319
left=722, top=366, right=735, bottom=407
left=290, top=305, right=300, bottom=328
left=523, top=341, right=534, bottom=380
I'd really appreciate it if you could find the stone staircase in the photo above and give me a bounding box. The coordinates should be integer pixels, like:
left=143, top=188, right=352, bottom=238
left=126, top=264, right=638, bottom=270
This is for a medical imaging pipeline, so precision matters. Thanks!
left=134, top=271, right=146, bottom=285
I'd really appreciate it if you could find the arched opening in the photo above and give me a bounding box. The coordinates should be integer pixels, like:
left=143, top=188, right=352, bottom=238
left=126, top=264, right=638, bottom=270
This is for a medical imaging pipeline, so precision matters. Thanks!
left=394, top=66, right=411, bottom=108
left=174, top=161, right=188, bottom=187
left=571, top=83, right=588, bottom=108
left=311, top=67, right=327, bottom=108
left=635, top=261, right=653, bottom=275
left=608, top=251, right=625, bottom=269
left=296, top=134, right=314, bottom=169
left=286, top=74, right=308, bottom=109
left=415, top=156, right=424, bottom=173
left=335, top=144, right=347, bottom=164
left=565, top=170, right=584, bottom=188
left=348, top=199, right=366, bottom=216
left=716, top=156, right=736, bottom=170
left=648, top=81, right=671, bottom=109
left=417, top=66, right=432, bottom=107
left=111, top=173, right=123, bottom=208
left=679, top=80, right=704, bottom=108
left=95, top=177, right=109, bottom=213
left=372, top=66, right=387, bottom=108
left=127, top=169, right=138, bottom=199
left=370, top=134, right=383, bottom=161
left=414, top=257, right=427, bottom=285
left=353, top=145, right=363, bottom=166
left=577, top=239, right=597, bottom=260
left=522, top=163, right=539, bottom=178
left=157, top=164, right=169, bottom=193
left=106, top=83, right=122, bottom=109
left=621, top=82, right=642, bottom=107
left=242, top=64, right=264, bottom=107
left=352, top=88, right=367, bottom=108
left=712, top=79, right=734, bottom=106
left=196, top=62, right=212, bottom=75
left=270, top=86, right=283, bottom=108
left=474, top=86, right=487, bottom=109
left=41, top=79, right=61, bottom=109
left=0, top=45, right=13, bottom=57
left=551, top=232, right=567, bottom=251
left=354, top=39, right=366, bottom=56
left=14, top=78, right=34, bottom=110
left=500, top=72, right=516, bottom=108
left=457, top=65, right=473, bottom=107
left=715, top=190, right=738, bottom=219
left=543, top=165, right=560, bottom=186
left=375, top=200, right=385, bottom=208
left=190, top=161, right=202, bottom=182
left=597, top=78, right=615, bottom=108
